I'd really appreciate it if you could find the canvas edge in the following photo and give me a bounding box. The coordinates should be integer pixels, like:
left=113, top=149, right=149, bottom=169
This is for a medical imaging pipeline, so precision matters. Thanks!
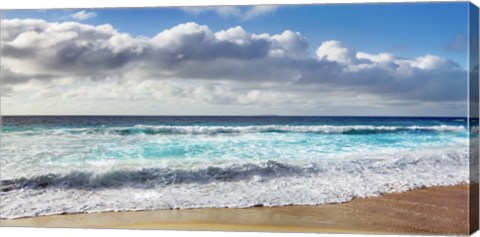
left=468, top=1, right=480, bottom=235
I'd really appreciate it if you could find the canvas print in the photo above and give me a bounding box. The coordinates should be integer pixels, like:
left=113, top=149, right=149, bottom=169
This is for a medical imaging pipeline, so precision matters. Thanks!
left=0, top=2, right=479, bottom=235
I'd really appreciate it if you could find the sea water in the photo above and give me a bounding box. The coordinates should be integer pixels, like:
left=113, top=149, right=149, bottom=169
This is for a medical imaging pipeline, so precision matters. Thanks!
left=0, top=116, right=470, bottom=218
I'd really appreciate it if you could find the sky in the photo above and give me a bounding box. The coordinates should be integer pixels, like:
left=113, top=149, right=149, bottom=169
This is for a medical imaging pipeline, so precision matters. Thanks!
left=0, top=2, right=472, bottom=116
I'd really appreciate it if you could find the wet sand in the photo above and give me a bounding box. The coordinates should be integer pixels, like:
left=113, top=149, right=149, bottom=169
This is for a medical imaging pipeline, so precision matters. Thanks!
left=0, top=184, right=475, bottom=235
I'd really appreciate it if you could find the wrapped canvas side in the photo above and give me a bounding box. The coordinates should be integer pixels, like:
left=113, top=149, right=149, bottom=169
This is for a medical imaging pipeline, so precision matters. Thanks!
left=469, top=2, right=480, bottom=234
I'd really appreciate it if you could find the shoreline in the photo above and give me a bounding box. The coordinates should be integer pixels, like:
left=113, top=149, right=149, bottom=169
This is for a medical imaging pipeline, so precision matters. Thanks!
left=0, top=184, right=473, bottom=235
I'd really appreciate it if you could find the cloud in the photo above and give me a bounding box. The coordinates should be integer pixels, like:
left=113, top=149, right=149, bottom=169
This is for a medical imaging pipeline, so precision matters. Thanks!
left=181, top=6, right=277, bottom=20
left=1, top=20, right=310, bottom=81
left=70, top=11, right=97, bottom=21
left=0, top=19, right=467, bottom=116
left=316, top=40, right=356, bottom=64
left=0, top=65, right=55, bottom=85
left=445, top=33, right=466, bottom=52
left=242, top=6, right=278, bottom=20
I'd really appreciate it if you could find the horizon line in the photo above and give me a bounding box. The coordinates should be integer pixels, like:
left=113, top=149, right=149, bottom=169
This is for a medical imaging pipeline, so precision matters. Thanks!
left=0, top=115, right=468, bottom=118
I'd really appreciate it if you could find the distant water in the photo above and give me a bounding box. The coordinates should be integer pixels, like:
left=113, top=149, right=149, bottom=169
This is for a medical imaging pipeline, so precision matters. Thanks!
left=0, top=116, right=470, bottom=218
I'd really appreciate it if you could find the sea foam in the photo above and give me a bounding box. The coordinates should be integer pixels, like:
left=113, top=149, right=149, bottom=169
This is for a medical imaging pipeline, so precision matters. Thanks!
left=4, top=124, right=464, bottom=136
left=0, top=118, right=470, bottom=219
left=70, top=124, right=467, bottom=135
left=0, top=146, right=469, bottom=219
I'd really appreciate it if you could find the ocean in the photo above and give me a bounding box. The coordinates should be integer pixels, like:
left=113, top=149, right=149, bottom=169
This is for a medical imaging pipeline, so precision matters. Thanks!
left=0, top=116, right=470, bottom=219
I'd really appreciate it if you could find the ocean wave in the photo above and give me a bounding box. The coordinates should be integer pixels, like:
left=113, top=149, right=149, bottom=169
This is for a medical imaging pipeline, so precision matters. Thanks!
left=1, top=160, right=304, bottom=190
left=0, top=147, right=469, bottom=219
left=37, top=124, right=467, bottom=136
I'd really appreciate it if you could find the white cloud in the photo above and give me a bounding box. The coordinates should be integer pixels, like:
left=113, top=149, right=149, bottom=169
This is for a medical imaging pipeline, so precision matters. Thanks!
left=316, top=40, right=356, bottom=64
left=356, top=52, right=394, bottom=63
left=0, top=19, right=467, bottom=116
left=181, top=6, right=277, bottom=20
left=242, top=6, right=278, bottom=20
left=215, top=26, right=250, bottom=45
left=316, top=40, right=463, bottom=75
left=70, top=11, right=97, bottom=21
left=269, top=30, right=308, bottom=59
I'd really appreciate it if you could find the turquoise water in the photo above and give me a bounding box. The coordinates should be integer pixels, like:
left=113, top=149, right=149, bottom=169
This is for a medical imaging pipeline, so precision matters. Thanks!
left=0, top=116, right=470, bottom=218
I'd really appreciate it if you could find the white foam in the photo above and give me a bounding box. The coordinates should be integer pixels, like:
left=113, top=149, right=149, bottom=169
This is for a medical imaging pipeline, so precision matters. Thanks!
left=0, top=146, right=469, bottom=219
left=114, top=124, right=468, bottom=134
left=5, top=124, right=466, bottom=136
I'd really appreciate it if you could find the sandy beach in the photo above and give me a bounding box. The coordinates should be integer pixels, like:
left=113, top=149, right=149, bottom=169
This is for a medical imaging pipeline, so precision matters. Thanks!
left=1, top=184, right=475, bottom=235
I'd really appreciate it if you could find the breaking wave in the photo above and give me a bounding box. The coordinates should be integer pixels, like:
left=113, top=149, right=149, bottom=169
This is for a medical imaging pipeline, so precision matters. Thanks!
left=0, top=147, right=469, bottom=219
left=27, top=124, right=468, bottom=136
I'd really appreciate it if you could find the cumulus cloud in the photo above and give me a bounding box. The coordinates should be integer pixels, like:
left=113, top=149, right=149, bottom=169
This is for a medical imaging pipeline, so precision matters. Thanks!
left=316, top=40, right=356, bottom=64
left=181, top=6, right=277, bottom=20
left=311, top=40, right=466, bottom=102
left=70, top=11, right=97, bottom=21
left=1, top=20, right=310, bottom=82
left=0, top=19, right=468, bottom=116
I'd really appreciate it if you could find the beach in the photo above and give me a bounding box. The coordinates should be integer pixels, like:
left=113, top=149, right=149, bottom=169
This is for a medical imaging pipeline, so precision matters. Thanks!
left=0, top=116, right=473, bottom=234
left=1, top=184, right=473, bottom=235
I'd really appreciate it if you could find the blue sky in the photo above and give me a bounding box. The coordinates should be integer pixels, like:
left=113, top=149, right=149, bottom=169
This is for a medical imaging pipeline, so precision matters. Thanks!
left=1, top=3, right=472, bottom=116
left=4, top=2, right=469, bottom=68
